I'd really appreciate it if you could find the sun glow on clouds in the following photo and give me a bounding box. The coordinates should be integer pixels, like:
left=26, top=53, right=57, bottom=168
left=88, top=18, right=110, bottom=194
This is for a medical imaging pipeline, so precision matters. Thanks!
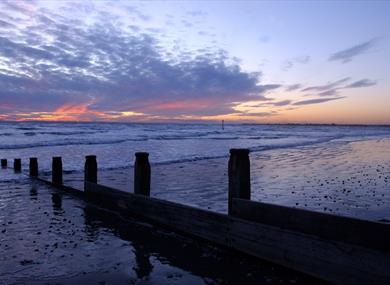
left=11, top=102, right=146, bottom=122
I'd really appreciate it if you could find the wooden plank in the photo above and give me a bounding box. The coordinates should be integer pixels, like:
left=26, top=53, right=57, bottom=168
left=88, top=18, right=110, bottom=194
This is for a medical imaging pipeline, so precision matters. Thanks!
left=85, top=181, right=390, bottom=285
left=134, top=152, right=151, bottom=196
left=52, top=157, right=63, bottom=185
left=29, top=157, right=38, bottom=177
left=231, top=198, right=390, bottom=252
left=229, top=217, right=390, bottom=285
left=228, top=149, right=250, bottom=214
left=36, top=177, right=85, bottom=198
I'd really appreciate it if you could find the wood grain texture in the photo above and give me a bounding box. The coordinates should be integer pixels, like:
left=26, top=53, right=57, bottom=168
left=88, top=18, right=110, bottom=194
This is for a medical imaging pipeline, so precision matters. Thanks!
left=231, top=198, right=390, bottom=252
left=85, top=181, right=390, bottom=285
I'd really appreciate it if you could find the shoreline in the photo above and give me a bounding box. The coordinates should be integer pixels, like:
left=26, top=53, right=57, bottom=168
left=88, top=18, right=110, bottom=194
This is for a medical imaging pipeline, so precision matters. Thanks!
left=1, top=120, right=390, bottom=127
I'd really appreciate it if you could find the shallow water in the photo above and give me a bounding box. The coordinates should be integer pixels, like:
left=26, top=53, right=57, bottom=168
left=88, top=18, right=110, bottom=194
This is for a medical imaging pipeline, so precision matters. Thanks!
left=2, top=122, right=390, bottom=173
left=0, top=170, right=324, bottom=284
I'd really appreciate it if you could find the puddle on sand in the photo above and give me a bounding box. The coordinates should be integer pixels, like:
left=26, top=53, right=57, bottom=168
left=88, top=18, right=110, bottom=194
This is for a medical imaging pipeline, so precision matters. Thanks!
left=0, top=170, right=327, bottom=285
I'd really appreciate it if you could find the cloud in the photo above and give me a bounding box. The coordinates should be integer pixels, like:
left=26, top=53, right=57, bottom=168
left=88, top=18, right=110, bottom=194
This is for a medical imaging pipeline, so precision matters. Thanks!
left=302, top=77, right=350, bottom=92
left=303, top=77, right=377, bottom=97
left=317, top=89, right=338, bottom=96
left=293, top=97, right=344, bottom=106
left=125, top=5, right=151, bottom=21
left=344, top=79, right=377, bottom=88
left=281, top=56, right=310, bottom=71
left=300, top=77, right=376, bottom=98
left=329, top=38, right=379, bottom=63
left=285, top=84, right=302, bottom=91
left=0, top=2, right=279, bottom=121
left=272, top=100, right=291, bottom=106
left=239, top=111, right=277, bottom=117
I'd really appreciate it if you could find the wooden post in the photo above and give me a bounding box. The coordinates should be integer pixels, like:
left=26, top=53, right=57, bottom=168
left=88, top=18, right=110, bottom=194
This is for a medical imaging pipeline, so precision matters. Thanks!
left=228, top=149, right=250, bottom=215
left=14, top=158, right=21, bottom=172
left=84, top=155, right=97, bottom=189
left=1, top=159, right=7, bottom=168
left=29, top=157, right=38, bottom=177
left=134, top=152, right=151, bottom=196
left=52, top=157, right=63, bottom=185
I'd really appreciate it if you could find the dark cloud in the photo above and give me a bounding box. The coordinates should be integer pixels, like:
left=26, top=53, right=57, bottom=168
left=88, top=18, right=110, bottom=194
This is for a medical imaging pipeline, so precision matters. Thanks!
left=272, top=100, right=291, bottom=106
left=302, top=77, right=350, bottom=92
left=239, top=111, right=277, bottom=117
left=317, top=89, right=338, bottom=96
left=285, top=84, right=302, bottom=91
left=344, top=79, right=377, bottom=88
left=300, top=77, right=377, bottom=98
left=0, top=3, right=278, bottom=119
left=293, top=97, right=344, bottom=106
left=329, top=38, right=379, bottom=63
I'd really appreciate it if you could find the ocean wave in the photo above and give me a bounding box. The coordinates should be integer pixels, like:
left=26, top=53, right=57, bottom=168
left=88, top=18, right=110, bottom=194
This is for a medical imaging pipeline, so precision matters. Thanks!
left=0, top=138, right=148, bottom=150
left=23, top=132, right=36, bottom=136
left=2, top=129, right=389, bottom=150
left=84, top=135, right=352, bottom=172
left=17, top=127, right=38, bottom=131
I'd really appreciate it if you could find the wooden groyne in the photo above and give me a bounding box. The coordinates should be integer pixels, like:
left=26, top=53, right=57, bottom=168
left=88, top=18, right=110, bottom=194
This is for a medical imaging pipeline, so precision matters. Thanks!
left=2, top=151, right=390, bottom=284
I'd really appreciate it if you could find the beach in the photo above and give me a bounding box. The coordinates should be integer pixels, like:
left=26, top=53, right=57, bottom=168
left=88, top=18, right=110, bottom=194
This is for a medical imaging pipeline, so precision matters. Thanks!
left=0, top=169, right=324, bottom=284
left=1, top=122, right=390, bottom=283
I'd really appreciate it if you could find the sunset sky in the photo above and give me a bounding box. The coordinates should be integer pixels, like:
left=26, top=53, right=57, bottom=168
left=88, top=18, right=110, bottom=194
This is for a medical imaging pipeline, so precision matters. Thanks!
left=0, top=0, right=389, bottom=124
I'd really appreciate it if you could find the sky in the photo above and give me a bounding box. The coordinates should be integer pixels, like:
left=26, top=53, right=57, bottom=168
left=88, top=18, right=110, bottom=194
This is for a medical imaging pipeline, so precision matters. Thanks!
left=0, top=0, right=389, bottom=124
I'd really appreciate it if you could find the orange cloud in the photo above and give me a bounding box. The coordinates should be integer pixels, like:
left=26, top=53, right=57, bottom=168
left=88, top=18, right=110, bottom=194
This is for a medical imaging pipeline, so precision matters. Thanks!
left=10, top=102, right=148, bottom=122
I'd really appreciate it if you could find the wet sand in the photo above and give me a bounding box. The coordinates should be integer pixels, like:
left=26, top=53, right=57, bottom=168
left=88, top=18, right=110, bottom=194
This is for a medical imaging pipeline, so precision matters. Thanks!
left=0, top=169, right=326, bottom=284
left=62, top=138, right=390, bottom=221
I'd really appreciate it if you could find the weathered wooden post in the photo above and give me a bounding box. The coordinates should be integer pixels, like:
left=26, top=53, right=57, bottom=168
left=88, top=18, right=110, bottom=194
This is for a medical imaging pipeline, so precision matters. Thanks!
left=228, top=149, right=251, bottom=215
left=1, top=159, right=7, bottom=168
left=29, top=157, right=38, bottom=177
left=52, top=157, right=63, bottom=185
left=134, top=152, right=151, bottom=196
left=84, top=155, right=97, bottom=190
left=14, top=158, right=21, bottom=172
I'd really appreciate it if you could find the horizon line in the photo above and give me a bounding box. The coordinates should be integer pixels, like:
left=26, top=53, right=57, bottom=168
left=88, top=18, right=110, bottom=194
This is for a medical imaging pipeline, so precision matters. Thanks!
left=1, top=120, right=390, bottom=127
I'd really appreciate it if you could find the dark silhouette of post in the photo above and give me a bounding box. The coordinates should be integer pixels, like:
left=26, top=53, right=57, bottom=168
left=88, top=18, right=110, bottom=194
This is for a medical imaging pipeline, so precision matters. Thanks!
left=228, top=149, right=250, bottom=215
left=134, top=152, right=151, bottom=196
left=84, top=155, right=97, bottom=189
left=29, top=157, right=38, bottom=177
left=14, top=158, right=21, bottom=172
left=52, top=157, right=63, bottom=185
left=1, top=159, right=7, bottom=168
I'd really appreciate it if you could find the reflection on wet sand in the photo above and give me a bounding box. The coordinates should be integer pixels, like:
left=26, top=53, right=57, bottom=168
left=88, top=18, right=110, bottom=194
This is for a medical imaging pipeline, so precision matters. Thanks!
left=82, top=205, right=326, bottom=284
left=30, top=186, right=38, bottom=200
